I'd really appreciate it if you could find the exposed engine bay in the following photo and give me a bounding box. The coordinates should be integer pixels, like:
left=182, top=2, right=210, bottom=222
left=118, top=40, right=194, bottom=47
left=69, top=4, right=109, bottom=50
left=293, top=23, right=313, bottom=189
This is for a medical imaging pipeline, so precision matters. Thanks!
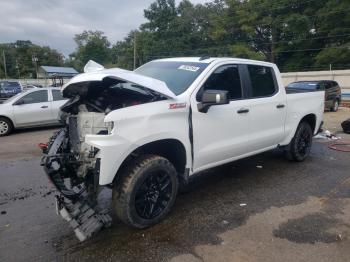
left=41, top=78, right=166, bottom=241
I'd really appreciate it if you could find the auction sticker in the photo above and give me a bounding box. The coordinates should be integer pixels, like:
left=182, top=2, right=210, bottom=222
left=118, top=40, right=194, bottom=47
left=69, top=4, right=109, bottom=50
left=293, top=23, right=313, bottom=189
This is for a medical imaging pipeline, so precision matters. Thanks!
left=178, top=65, right=200, bottom=72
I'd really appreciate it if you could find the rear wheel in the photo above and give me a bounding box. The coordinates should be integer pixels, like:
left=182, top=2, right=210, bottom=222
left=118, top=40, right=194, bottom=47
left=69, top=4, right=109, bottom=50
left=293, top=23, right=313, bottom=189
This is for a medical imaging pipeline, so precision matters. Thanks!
left=113, top=155, right=178, bottom=228
left=285, top=122, right=313, bottom=162
left=0, top=117, right=13, bottom=136
left=331, top=99, right=339, bottom=112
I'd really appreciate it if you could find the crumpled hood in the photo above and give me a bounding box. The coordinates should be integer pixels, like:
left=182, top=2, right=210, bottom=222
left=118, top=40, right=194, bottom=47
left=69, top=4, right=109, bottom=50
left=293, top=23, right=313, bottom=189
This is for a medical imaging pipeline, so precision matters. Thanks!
left=62, top=67, right=176, bottom=99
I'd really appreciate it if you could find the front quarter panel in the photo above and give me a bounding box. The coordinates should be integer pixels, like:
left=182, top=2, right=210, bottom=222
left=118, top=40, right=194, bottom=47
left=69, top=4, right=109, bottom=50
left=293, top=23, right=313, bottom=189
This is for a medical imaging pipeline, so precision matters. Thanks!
left=85, top=100, right=191, bottom=185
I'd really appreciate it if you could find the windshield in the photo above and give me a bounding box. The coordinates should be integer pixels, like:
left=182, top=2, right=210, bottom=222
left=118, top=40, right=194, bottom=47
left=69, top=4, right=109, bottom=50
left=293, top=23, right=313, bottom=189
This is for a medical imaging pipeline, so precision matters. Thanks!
left=135, top=61, right=208, bottom=95
left=287, top=81, right=319, bottom=90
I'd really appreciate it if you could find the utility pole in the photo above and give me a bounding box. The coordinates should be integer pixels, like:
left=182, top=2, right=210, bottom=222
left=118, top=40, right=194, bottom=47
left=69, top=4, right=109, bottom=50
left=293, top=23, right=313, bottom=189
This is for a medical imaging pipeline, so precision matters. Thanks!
left=16, top=59, right=20, bottom=79
left=2, top=50, right=7, bottom=79
left=133, top=32, right=137, bottom=70
left=32, top=54, right=38, bottom=79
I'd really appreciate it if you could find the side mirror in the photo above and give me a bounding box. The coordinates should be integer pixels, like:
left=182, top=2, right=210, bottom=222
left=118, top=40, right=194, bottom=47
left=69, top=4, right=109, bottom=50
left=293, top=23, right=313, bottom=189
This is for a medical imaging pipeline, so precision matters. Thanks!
left=198, top=90, right=229, bottom=113
left=13, top=99, right=24, bottom=106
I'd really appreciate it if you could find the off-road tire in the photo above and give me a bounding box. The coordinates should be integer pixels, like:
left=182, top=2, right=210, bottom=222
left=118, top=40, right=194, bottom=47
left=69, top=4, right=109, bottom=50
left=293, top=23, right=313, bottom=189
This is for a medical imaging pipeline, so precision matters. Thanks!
left=113, top=155, right=179, bottom=228
left=285, top=122, right=313, bottom=162
left=0, top=117, right=13, bottom=136
left=330, top=99, right=339, bottom=112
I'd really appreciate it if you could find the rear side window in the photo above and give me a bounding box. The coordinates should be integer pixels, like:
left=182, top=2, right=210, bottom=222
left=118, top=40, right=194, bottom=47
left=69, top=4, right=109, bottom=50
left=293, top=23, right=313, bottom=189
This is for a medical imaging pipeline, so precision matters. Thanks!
left=52, top=89, right=65, bottom=101
left=247, top=65, right=276, bottom=97
left=19, top=90, right=48, bottom=104
left=200, top=65, right=242, bottom=100
left=324, top=82, right=332, bottom=89
left=330, top=81, right=339, bottom=88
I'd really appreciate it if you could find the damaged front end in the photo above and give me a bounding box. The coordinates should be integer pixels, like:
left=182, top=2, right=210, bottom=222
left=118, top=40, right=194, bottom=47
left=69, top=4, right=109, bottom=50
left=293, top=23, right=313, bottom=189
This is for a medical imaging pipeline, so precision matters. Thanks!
left=41, top=125, right=112, bottom=241
left=41, top=72, right=171, bottom=241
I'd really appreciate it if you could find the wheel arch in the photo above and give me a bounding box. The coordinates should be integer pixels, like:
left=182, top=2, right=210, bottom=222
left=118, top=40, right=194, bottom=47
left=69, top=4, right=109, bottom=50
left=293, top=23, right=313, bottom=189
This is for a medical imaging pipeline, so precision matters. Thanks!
left=0, top=115, right=15, bottom=128
left=113, top=138, right=187, bottom=184
left=300, top=113, right=316, bottom=133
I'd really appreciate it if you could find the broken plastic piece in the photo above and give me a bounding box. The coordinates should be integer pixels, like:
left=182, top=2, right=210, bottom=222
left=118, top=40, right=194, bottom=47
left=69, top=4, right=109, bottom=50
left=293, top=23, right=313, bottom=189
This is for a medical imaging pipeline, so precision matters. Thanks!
left=55, top=195, right=112, bottom=242
left=314, top=130, right=340, bottom=140
left=240, top=203, right=247, bottom=207
left=84, top=60, right=105, bottom=73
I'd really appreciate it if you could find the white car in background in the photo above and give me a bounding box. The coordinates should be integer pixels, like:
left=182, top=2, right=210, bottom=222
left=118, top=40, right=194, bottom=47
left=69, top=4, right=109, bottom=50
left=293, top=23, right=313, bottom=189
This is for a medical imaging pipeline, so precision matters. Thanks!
left=0, top=87, right=68, bottom=136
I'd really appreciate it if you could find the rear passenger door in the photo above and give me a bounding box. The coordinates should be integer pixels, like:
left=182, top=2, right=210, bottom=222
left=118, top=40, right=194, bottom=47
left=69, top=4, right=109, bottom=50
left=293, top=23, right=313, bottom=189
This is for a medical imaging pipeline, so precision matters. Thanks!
left=13, top=90, right=52, bottom=126
left=243, top=64, right=286, bottom=150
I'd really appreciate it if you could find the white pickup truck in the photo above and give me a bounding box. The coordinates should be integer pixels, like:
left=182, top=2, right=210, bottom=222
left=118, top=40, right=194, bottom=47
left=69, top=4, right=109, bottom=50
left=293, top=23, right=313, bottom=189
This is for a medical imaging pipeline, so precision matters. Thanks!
left=42, top=57, right=324, bottom=241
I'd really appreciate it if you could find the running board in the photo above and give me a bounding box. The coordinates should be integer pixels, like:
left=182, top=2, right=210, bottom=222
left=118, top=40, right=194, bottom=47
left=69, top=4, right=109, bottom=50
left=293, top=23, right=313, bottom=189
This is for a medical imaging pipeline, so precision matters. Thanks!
left=55, top=195, right=112, bottom=241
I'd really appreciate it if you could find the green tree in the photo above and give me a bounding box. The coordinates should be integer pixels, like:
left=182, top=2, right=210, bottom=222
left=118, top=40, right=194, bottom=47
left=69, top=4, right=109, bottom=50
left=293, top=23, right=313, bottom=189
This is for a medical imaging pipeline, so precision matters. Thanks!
left=71, top=30, right=111, bottom=70
left=101, top=0, right=350, bottom=71
left=0, top=40, right=64, bottom=79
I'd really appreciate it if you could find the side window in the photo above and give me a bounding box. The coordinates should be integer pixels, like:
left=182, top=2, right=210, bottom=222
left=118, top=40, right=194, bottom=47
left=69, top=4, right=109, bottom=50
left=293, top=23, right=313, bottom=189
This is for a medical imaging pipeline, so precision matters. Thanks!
left=200, top=65, right=242, bottom=100
left=247, top=65, right=276, bottom=97
left=19, top=90, right=48, bottom=104
left=325, top=82, right=332, bottom=89
left=52, top=89, right=65, bottom=101
left=318, top=82, right=326, bottom=90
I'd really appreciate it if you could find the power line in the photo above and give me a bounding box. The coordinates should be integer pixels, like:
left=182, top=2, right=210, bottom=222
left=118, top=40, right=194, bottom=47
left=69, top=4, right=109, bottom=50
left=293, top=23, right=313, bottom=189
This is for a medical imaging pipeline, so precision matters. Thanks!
left=236, top=6, right=350, bottom=29
left=4, top=32, right=350, bottom=66
left=235, top=0, right=322, bottom=13
left=129, top=34, right=350, bottom=56
left=115, top=44, right=350, bottom=60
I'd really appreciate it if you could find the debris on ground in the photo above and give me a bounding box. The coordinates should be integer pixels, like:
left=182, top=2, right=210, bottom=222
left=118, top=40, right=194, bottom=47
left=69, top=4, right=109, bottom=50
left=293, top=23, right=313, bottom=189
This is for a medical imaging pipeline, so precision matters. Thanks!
left=222, top=220, right=229, bottom=225
left=240, top=203, right=247, bottom=207
left=256, top=165, right=263, bottom=169
left=1, top=211, right=7, bottom=215
left=314, top=130, right=340, bottom=140
left=329, top=142, right=350, bottom=152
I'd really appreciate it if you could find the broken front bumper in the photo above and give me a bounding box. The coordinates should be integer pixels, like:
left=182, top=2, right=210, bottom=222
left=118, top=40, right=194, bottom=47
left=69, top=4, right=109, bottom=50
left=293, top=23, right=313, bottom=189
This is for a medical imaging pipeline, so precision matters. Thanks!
left=55, top=195, right=111, bottom=241
left=41, top=129, right=112, bottom=241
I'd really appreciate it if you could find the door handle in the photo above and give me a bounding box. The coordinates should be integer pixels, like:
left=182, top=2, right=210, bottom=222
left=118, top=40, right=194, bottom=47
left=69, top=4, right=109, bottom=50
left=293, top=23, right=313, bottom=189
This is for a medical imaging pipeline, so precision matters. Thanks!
left=276, top=104, right=285, bottom=109
left=237, top=108, right=249, bottom=114
left=41, top=105, right=48, bottom=109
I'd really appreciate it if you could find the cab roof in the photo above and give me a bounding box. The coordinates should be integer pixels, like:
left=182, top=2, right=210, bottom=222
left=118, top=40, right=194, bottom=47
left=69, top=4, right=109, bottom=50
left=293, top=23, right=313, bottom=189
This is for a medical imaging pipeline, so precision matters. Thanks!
left=153, top=57, right=275, bottom=67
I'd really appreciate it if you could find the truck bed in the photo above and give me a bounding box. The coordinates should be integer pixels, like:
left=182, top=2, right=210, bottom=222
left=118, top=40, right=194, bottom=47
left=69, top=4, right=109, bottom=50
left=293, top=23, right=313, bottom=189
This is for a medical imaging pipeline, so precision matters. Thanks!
left=282, top=90, right=324, bottom=144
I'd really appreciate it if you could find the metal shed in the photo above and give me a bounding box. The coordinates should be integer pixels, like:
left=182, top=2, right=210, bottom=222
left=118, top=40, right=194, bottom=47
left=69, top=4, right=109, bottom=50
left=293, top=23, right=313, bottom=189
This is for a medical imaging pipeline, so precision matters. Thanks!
left=38, top=66, right=79, bottom=79
left=38, top=66, right=79, bottom=86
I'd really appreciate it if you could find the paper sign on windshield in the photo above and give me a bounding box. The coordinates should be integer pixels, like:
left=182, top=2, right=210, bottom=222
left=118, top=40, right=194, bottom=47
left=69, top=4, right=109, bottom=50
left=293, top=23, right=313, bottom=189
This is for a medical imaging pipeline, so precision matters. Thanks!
left=178, top=65, right=200, bottom=72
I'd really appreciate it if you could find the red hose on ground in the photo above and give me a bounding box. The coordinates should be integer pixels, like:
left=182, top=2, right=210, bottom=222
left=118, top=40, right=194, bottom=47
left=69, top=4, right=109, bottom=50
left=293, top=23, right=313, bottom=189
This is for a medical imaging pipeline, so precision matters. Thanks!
left=328, top=141, right=350, bottom=152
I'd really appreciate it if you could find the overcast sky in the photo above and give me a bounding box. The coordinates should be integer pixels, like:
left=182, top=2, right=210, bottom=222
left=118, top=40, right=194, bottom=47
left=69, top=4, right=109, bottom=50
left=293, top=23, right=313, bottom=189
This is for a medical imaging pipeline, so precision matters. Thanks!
left=0, top=0, right=208, bottom=57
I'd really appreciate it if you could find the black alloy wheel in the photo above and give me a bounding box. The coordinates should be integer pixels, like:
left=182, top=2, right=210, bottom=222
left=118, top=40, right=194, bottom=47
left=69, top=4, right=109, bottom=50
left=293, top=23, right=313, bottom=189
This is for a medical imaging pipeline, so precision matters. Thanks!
left=113, top=155, right=179, bottom=228
left=135, top=171, right=172, bottom=219
left=285, top=121, right=313, bottom=162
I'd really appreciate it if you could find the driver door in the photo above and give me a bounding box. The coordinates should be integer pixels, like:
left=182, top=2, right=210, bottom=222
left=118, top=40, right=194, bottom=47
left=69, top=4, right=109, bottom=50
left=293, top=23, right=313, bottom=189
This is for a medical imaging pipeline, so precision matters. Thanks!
left=13, top=90, right=52, bottom=127
left=191, top=64, right=252, bottom=172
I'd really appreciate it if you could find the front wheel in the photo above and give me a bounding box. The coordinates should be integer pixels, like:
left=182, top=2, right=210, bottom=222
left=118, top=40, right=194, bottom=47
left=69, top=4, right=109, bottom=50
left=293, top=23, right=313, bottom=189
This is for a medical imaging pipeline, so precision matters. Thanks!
left=285, top=122, right=313, bottom=162
left=0, top=117, right=13, bottom=136
left=113, top=155, right=178, bottom=228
